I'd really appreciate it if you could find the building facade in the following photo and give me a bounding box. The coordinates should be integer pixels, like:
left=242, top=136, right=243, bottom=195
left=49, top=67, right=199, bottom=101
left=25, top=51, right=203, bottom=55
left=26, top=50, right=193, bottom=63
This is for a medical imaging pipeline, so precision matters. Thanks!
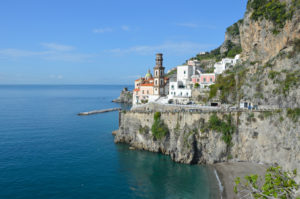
left=192, top=73, right=216, bottom=88
left=168, top=65, right=194, bottom=101
left=214, top=54, right=240, bottom=74
left=133, top=54, right=168, bottom=105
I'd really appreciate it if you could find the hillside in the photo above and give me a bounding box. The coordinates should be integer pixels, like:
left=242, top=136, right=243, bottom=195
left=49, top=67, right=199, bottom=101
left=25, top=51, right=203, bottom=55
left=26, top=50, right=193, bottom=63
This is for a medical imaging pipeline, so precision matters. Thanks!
left=193, top=0, right=300, bottom=109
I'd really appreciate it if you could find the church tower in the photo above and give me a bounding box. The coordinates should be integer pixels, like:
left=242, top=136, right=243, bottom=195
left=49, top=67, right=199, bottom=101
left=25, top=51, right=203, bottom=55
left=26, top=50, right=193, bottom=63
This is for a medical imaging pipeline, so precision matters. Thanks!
left=153, top=53, right=165, bottom=96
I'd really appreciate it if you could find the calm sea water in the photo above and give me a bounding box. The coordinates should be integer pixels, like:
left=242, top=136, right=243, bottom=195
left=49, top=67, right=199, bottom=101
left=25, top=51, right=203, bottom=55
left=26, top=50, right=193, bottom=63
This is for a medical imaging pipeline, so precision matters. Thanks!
left=0, top=85, right=220, bottom=199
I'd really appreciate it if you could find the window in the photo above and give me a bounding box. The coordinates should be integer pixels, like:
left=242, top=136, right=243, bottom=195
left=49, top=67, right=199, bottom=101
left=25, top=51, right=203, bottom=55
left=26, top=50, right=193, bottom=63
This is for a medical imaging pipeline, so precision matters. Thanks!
left=171, top=85, right=174, bottom=89
left=160, top=71, right=163, bottom=76
left=147, top=90, right=149, bottom=94
left=184, top=71, right=186, bottom=74
left=155, top=70, right=158, bottom=76
left=186, top=92, right=188, bottom=96
left=210, top=78, right=212, bottom=82
left=160, top=79, right=163, bottom=85
left=142, top=90, right=144, bottom=94
left=203, top=78, right=206, bottom=82
left=155, top=80, right=158, bottom=85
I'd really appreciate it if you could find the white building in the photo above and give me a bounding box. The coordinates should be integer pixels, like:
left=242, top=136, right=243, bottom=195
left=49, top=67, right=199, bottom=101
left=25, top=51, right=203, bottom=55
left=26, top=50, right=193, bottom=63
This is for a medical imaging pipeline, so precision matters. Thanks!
left=168, top=65, right=193, bottom=101
left=214, top=54, right=240, bottom=74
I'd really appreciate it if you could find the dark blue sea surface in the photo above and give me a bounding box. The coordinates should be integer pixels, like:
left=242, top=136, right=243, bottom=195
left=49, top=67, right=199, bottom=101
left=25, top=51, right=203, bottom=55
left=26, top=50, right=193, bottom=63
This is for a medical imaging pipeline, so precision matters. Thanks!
left=0, top=85, right=220, bottom=199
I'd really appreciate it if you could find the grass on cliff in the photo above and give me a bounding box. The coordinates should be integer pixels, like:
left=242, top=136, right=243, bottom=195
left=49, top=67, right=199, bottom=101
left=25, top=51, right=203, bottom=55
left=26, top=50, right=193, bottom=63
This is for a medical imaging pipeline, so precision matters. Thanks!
left=287, top=108, right=300, bottom=122
left=248, top=0, right=299, bottom=34
left=273, top=70, right=300, bottom=97
left=209, top=66, right=248, bottom=103
left=207, top=113, right=235, bottom=147
left=151, top=112, right=169, bottom=140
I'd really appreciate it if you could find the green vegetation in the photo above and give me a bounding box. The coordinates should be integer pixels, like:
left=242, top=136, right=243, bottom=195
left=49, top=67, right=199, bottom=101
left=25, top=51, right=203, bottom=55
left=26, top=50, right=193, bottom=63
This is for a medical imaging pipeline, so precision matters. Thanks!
left=209, top=67, right=248, bottom=103
left=226, top=22, right=240, bottom=36
left=279, top=71, right=300, bottom=96
left=151, top=112, right=169, bottom=140
left=194, top=83, right=200, bottom=88
left=271, top=70, right=300, bottom=97
left=263, top=61, right=274, bottom=68
left=234, top=166, right=299, bottom=198
left=166, top=68, right=177, bottom=77
left=192, top=41, right=241, bottom=62
left=293, top=38, right=300, bottom=53
left=139, top=125, right=149, bottom=134
left=141, top=99, right=148, bottom=104
left=209, top=73, right=235, bottom=103
left=268, top=70, right=280, bottom=80
left=193, top=47, right=222, bottom=62
left=224, top=40, right=242, bottom=58
left=227, top=45, right=242, bottom=58
left=287, top=108, right=300, bottom=122
left=288, top=38, right=300, bottom=58
left=207, top=113, right=235, bottom=147
left=247, top=0, right=297, bottom=34
left=183, top=129, right=197, bottom=148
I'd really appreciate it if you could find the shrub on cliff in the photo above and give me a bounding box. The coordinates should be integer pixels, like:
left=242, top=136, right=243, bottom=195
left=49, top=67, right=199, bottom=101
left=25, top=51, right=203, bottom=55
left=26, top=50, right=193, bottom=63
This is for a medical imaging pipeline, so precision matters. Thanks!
left=234, top=166, right=299, bottom=198
left=151, top=112, right=169, bottom=140
left=287, top=108, right=300, bottom=122
left=207, top=113, right=235, bottom=147
left=248, top=0, right=297, bottom=34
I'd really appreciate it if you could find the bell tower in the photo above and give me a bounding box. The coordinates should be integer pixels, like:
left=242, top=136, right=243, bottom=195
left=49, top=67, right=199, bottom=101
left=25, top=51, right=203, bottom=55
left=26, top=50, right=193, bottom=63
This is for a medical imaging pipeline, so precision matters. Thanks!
left=153, top=53, right=165, bottom=96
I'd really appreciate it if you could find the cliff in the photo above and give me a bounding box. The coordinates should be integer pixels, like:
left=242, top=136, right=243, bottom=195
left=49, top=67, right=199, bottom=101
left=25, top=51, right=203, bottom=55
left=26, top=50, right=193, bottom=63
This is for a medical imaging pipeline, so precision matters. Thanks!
left=114, top=108, right=300, bottom=177
left=236, top=0, right=300, bottom=108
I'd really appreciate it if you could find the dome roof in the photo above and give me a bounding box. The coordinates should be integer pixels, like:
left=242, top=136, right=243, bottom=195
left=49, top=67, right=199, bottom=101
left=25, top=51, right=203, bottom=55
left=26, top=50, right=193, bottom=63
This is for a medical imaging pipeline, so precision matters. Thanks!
left=145, top=69, right=152, bottom=79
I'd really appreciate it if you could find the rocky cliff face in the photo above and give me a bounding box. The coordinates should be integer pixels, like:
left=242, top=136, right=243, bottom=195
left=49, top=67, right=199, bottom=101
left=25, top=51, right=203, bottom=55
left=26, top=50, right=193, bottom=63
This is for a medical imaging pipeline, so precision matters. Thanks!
left=240, top=0, right=300, bottom=63
left=205, top=0, right=300, bottom=108
left=114, top=110, right=300, bottom=174
left=236, top=0, right=300, bottom=107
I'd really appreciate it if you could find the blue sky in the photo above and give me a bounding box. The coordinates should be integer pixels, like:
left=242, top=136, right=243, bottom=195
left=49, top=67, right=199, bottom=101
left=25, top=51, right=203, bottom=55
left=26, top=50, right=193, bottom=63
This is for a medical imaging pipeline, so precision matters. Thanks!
left=0, top=0, right=248, bottom=85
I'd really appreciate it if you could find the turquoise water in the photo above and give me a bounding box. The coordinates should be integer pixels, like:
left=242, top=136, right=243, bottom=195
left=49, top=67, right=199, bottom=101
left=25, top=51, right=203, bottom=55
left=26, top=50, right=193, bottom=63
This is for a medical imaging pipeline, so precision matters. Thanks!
left=0, top=85, right=220, bottom=199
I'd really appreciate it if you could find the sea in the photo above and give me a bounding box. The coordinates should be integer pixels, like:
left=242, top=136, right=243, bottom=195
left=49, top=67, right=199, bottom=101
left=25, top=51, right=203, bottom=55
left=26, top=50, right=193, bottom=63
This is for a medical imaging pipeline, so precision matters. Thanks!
left=0, top=85, right=220, bottom=199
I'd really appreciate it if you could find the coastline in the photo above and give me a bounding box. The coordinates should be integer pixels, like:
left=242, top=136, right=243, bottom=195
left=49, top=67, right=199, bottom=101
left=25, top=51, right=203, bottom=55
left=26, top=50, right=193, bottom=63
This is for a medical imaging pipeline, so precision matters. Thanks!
left=213, top=162, right=268, bottom=199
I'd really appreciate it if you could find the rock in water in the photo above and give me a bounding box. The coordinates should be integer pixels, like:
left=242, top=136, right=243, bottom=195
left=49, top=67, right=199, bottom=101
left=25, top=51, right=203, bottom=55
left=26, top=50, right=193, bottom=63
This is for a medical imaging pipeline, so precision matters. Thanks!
left=112, top=87, right=133, bottom=104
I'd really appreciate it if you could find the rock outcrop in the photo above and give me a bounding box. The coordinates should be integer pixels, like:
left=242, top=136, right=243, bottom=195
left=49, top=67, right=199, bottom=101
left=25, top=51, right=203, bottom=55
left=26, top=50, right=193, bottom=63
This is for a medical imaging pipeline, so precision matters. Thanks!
left=112, top=88, right=133, bottom=104
left=240, top=0, right=300, bottom=63
left=114, top=109, right=300, bottom=175
left=237, top=0, right=300, bottom=108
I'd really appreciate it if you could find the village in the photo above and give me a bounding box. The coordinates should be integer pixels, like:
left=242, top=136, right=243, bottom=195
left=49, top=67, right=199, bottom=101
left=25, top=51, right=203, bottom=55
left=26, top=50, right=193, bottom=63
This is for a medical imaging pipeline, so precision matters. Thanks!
left=132, top=53, right=247, bottom=109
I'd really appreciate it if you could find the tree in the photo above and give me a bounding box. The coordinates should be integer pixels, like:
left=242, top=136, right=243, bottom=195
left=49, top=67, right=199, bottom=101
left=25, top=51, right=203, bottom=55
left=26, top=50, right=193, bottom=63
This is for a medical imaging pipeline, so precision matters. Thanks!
left=234, top=166, right=299, bottom=199
left=194, top=83, right=200, bottom=88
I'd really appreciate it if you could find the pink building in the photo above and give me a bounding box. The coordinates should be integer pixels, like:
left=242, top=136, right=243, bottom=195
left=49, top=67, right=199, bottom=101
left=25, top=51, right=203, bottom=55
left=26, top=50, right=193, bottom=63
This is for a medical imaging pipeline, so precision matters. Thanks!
left=192, top=73, right=215, bottom=88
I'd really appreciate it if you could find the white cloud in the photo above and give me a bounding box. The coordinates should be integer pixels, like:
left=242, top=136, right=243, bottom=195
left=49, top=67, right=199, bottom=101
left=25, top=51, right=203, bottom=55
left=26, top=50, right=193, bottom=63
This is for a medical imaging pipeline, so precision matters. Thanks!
left=0, top=49, right=50, bottom=57
left=0, top=44, right=94, bottom=62
left=175, top=22, right=216, bottom=29
left=175, top=23, right=199, bottom=28
left=44, top=53, right=94, bottom=62
left=106, top=41, right=213, bottom=55
left=121, top=25, right=130, bottom=31
left=93, top=28, right=113, bottom=33
left=41, top=43, right=75, bottom=51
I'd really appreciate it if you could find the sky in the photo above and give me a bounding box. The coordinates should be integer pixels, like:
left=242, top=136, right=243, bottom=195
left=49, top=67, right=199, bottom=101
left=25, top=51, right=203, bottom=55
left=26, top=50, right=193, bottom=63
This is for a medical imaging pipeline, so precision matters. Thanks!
left=0, top=0, right=248, bottom=85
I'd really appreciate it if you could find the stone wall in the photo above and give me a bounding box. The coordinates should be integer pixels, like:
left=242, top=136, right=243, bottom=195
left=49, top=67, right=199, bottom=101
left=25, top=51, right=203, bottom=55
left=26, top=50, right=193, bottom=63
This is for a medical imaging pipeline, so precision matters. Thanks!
left=114, top=110, right=300, bottom=176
